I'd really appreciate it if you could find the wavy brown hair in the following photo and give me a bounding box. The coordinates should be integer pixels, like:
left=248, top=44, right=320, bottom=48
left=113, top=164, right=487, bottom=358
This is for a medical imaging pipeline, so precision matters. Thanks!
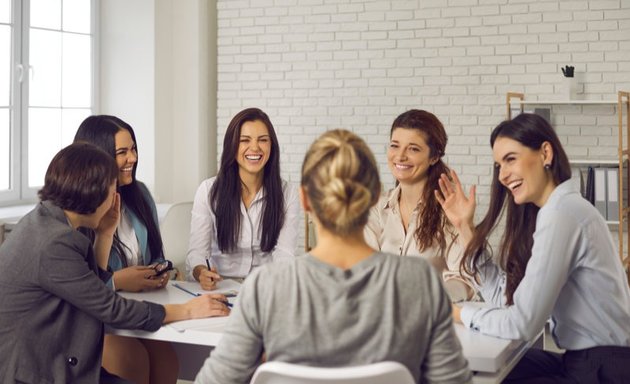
left=462, top=113, right=571, bottom=305
left=391, top=110, right=453, bottom=257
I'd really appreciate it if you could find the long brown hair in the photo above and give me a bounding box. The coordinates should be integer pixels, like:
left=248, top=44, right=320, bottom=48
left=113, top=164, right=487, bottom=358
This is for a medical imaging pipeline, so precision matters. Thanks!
left=462, top=113, right=571, bottom=305
left=211, top=108, right=284, bottom=253
left=391, top=109, right=453, bottom=257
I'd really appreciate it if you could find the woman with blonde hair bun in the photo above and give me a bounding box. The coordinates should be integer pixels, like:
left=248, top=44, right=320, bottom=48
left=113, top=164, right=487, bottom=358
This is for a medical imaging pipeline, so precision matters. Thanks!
left=194, top=129, right=472, bottom=384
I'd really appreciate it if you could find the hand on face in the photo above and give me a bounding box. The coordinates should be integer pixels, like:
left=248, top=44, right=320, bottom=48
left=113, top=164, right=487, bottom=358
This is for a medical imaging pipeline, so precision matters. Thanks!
left=96, top=192, right=120, bottom=237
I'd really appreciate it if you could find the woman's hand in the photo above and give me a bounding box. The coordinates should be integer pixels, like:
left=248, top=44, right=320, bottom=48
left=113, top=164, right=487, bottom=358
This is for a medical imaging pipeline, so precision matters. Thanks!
left=435, top=169, right=476, bottom=244
left=96, top=192, right=120, bottom=238
left=113, top=266, right=166, bottom=292
left=186, top=294, right=231, bottom=319
left=163, top=294, right=230, bottom=323
left=149, top=266, right=171, bottom=287
left=193, top=265, right=223, bottom=291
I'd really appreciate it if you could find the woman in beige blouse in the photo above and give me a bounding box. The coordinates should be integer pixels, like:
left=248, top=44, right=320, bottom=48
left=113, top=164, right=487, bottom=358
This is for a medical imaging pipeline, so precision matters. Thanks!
left=364, top=109, right=475, bottom=302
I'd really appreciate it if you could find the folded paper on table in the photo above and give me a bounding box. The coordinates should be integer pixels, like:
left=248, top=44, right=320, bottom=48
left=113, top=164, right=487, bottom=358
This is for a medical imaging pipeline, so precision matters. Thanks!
left=167, top=316, right=231, bottom=332
left=174, top=279, right=242, bottom=297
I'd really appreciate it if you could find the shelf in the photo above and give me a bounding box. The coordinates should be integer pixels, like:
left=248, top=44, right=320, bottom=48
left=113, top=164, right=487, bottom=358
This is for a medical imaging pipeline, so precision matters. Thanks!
left=570, top=159, right=620, bottom=166
left=509, top=99, right=617, bottom=106
left=506, top=90, right=630, bottom=284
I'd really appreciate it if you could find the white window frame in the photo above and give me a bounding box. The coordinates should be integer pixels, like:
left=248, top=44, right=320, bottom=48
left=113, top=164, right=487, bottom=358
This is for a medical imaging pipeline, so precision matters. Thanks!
left=1, top=0, right=98, bottom=206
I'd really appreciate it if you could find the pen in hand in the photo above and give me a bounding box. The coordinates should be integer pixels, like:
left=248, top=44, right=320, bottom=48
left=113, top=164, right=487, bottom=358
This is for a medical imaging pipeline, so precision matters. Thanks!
left=172, top=283, right=232, bottom=308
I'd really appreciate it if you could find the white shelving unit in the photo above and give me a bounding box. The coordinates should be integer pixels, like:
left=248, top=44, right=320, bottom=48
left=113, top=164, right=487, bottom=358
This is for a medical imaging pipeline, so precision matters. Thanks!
left=507, top=91, right=630, bottom=282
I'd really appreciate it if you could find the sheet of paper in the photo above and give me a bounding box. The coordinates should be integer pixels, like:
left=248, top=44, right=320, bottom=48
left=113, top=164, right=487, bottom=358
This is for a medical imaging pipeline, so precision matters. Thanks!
left=172, top=279, right=241, bottom=297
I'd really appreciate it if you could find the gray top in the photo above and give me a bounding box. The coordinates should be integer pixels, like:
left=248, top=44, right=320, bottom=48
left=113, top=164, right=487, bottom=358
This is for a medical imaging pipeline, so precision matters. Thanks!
left=0, top=201, right=165, bottom=383
left=461, top=179, right=630, bottom=350
left=195, top=252, right=472, bottom=384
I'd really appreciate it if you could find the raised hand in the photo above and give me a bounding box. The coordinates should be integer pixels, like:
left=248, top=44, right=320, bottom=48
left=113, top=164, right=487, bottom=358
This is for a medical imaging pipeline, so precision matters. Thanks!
left=435, top=169, right=476, bottom=244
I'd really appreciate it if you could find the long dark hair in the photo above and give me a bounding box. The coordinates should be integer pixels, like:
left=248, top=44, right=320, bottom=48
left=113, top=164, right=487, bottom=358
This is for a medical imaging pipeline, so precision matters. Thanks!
left=211, top=108, right=284, bottom=253
left=391, top=109, right=453, bottom=257
left=462, top=113, right=571, bottom=305
left=74, top=115, right=164, bottom=265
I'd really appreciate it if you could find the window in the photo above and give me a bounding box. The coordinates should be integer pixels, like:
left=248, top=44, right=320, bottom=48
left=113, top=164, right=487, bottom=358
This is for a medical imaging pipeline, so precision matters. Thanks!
left=0, top=0, right=94, bottom=205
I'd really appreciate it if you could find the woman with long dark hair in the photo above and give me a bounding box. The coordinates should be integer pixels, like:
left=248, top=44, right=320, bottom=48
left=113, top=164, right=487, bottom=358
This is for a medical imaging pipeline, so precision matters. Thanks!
left=74, top=115, right=178, bottom=384
left=364, top=109, right=476, bottom=302
left=186, top=108, right=300, bottom=289
left=438, top=113, right=630, bottom=382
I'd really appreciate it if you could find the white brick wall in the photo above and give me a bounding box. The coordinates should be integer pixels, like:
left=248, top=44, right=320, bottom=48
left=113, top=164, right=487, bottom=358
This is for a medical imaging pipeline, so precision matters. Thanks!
left=216, top=0, right=630, bottom=251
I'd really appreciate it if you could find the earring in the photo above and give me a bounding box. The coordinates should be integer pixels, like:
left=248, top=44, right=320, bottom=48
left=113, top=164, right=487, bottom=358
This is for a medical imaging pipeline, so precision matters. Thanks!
left=544, top=163, right=551, bottom=170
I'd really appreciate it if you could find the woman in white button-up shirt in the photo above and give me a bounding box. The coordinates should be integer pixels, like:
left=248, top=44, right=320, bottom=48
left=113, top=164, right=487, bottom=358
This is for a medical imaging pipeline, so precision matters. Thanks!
left=439, top=113, right=630, bottom=382
left=186, top=108, right=300, bottom=289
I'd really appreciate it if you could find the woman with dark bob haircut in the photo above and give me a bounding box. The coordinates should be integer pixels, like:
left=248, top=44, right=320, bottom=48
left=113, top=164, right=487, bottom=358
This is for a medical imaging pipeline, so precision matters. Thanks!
left=75, top=115, right=178, bottom=384
left=186, top=108, right=300, bottom=289
left=437, top=113, right=630, bottom=382
left=0, top=143, right=229, bottom=384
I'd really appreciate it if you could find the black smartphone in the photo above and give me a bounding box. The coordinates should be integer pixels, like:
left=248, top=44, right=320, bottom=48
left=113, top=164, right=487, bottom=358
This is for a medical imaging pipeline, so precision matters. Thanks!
left=153, top=260, right=173, bottom=276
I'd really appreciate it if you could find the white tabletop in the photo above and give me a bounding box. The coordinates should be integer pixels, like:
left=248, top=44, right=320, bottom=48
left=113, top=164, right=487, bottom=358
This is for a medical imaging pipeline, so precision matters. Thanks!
left=113, top=282, right=534, bottom=383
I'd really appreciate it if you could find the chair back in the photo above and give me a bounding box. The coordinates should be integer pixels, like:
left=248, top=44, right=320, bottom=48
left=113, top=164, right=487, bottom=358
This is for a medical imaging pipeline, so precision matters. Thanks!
left=160, top=201, right=193, bottom=279
left=250, top=361, right=415, bottom=384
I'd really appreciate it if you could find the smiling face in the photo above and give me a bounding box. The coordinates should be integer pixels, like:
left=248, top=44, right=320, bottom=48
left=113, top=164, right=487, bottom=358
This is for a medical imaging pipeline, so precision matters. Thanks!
left=387, top=127, right=437, bottom=186
left=236, top=120, right=271, bottom=180
left=114, top=129, right=137, bottom=186
left=493, top=136, right=556, bottom=207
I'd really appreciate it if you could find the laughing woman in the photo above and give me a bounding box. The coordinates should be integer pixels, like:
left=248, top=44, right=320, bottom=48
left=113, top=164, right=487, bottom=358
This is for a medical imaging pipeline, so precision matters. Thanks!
left=186, top=108, right=300, bottom=289
left=75, top=116, right=177, bottom=384
left=438, top=113, right=630, bottom=382
left=364, top=109, right=476, bottom=302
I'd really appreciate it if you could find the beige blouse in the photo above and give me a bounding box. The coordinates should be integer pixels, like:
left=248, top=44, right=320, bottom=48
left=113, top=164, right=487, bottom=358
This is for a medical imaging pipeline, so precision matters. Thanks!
left=364, top=185, right=476, bottom=302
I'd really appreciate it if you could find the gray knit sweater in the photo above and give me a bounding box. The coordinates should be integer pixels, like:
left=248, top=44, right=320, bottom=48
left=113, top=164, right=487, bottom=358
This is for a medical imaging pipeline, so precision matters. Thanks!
left=195, top=252, right=472, bottom=384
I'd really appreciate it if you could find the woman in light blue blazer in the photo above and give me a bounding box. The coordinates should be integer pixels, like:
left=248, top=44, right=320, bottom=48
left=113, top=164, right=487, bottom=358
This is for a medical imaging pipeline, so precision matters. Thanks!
left=75, top=116, right=177, bottom=384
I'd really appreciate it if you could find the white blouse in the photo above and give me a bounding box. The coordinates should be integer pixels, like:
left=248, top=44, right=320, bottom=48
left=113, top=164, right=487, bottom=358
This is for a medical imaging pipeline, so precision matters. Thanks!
left=364, top=185, right=475, bottom=302
left=185, top=177, right=300, bottom=280
left=117, top=208, right=141, bottom=267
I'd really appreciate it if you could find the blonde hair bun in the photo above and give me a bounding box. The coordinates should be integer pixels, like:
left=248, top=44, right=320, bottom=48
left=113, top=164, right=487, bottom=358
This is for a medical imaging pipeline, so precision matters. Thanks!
left=301, top=129, right=380, bottom=236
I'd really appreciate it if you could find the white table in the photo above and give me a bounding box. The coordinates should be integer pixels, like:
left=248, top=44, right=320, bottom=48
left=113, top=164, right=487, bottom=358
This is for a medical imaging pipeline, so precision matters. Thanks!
left=113, top=283, right=536, bottom=384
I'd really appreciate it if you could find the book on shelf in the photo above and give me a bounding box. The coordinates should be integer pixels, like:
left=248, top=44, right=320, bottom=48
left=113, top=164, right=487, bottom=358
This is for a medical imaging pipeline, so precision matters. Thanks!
left=571, top=164, right=621, bottom=222
left=607, top=167, right=619, bottom=222
left=594, top=168, right=607, bottom=219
